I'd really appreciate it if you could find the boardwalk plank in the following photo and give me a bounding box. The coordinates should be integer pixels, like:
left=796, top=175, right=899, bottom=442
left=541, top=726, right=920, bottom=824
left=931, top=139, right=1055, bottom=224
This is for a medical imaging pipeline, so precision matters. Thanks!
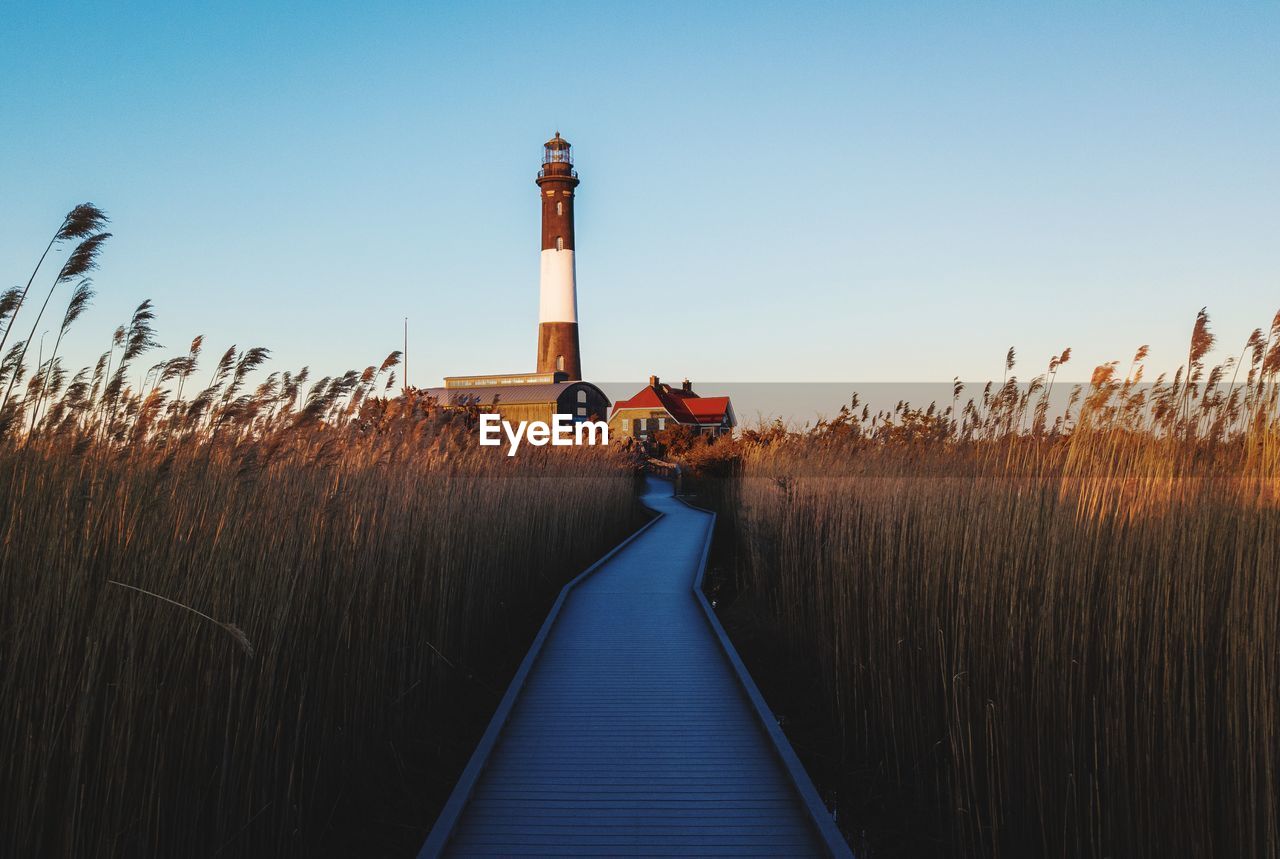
left=421, top=478, right=850, bottom=858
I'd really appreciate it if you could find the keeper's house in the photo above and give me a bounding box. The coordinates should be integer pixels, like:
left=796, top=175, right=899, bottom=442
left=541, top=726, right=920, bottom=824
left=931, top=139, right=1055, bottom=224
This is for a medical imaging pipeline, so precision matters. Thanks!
left=609, top=376, right=736, bottom=441
left=423, top=372, right=611, bottom=425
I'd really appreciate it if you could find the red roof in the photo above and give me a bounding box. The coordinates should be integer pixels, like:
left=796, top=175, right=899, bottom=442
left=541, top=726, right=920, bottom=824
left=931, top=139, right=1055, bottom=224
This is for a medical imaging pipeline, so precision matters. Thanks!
left=610, top=383, right=732, bottom=426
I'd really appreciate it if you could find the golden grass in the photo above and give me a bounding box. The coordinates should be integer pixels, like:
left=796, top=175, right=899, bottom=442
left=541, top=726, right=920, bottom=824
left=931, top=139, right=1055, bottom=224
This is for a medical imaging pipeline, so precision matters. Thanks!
left=0, top=206, right=644, bottom=856
left=682, top=312, right=1280, bottom=858
left=0, top=402, right=641, bottom=857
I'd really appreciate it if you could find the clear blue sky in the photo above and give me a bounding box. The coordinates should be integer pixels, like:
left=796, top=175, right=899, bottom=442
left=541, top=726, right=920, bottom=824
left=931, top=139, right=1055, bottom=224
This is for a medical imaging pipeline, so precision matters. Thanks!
left=2, top=1, right=1276, bottom=390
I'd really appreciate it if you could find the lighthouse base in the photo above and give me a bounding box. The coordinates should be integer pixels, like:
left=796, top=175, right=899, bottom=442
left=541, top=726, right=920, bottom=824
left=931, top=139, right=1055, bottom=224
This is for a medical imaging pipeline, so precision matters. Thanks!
left=537, top=322, right=581, bottom=380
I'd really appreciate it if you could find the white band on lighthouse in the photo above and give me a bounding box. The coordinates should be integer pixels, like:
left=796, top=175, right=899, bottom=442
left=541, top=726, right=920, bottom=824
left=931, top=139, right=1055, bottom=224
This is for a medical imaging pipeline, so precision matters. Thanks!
left=538, top=248, right=577, bottom=323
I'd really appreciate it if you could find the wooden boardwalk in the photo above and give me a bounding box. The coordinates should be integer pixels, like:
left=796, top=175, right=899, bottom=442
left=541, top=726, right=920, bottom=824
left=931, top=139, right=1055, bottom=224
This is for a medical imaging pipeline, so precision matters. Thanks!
left=420, top=478, right=851, bottom=857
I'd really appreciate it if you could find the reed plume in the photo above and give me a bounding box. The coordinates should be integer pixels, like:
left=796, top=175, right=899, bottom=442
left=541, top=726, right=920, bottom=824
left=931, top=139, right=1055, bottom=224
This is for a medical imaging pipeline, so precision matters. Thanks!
left=0, top=206, right=644, bottom=857
left=678, top=306, right=1280, bottom=859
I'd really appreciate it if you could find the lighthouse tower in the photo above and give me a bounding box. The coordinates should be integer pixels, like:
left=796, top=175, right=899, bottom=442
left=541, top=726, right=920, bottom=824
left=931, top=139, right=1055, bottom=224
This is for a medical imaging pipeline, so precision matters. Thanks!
left=535, top=132, right=582, bottom=380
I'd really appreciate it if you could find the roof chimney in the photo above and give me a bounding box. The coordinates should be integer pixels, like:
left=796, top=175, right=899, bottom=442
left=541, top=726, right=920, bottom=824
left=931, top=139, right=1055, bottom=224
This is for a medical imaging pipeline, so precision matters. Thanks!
left=649, top=375, right=659, bottom=389
left=681, top=378, right=692, bottom=393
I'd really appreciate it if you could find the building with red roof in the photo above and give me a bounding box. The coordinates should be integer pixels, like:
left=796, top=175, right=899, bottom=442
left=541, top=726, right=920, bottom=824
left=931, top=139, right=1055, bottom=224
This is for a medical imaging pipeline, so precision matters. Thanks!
left=609, top=376, right=736, bottom=441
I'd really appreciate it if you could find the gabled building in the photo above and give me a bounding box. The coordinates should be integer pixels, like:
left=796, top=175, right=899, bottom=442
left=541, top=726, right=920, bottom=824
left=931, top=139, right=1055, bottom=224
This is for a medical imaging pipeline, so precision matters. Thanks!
left=423, top=373, right=610, bottom=425
left=609, top=376, right=736, bottom=441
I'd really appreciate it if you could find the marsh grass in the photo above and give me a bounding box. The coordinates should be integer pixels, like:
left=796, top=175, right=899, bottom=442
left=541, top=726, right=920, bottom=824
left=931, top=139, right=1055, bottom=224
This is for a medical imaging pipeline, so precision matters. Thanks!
left=0, top=205, right=642, bottom=856
left=685, top=312, right=1280, bottom=858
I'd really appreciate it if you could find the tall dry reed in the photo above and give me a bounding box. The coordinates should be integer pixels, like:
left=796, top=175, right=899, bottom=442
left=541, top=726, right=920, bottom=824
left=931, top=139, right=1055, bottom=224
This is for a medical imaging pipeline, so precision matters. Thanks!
left=0, top=205, right=643, bottom=857
left=686, top=310, right=1280, bottom=858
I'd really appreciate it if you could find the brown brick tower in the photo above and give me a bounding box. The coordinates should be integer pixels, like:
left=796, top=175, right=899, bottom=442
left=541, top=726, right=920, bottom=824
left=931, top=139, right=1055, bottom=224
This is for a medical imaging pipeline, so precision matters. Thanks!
left=535, top=132, right=582, bottom=380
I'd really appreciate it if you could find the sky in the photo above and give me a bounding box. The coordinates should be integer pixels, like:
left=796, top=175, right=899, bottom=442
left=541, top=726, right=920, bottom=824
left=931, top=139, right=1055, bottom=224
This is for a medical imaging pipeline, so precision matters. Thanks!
left=1, top=1, right=1277, bottom=400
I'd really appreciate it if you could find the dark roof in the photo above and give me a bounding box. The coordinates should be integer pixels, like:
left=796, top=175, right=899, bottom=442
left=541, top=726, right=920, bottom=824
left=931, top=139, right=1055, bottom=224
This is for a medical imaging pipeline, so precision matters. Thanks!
left=424, top=381, right=607, bottom=407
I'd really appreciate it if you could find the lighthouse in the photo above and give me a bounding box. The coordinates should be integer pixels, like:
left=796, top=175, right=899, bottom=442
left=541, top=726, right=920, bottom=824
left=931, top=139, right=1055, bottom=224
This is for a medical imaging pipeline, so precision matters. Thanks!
left=535, top=132, right=582, bottom=380
left=431, top=132, right=612, bottom=425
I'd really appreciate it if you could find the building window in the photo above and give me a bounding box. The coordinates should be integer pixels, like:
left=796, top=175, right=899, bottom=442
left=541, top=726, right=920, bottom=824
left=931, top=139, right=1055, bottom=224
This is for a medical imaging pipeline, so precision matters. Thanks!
left=658, top=417, right=666, bottom=430
left=557, top=201, right=563, bottom=216
left=577, top=390, right=587, bottom=403
left=556, top=236, right=564, bottom=251
left=639, top=418, right=648, bottom=432
left=577, top=406, right=587, bottom=417
left=556, top=355, right=564, bottom=371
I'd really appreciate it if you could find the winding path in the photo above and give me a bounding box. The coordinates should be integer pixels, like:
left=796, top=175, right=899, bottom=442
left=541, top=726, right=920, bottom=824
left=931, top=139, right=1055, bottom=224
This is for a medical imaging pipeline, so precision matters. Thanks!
left=419, top=477, right=851, bottom=857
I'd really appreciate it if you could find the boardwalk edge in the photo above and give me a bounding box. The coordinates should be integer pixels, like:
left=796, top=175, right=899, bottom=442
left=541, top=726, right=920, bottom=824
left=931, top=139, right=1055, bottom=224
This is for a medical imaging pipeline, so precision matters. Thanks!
left=677, top=491, right=856, bottom=859
left=416, top=506, right=665, bottom=859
